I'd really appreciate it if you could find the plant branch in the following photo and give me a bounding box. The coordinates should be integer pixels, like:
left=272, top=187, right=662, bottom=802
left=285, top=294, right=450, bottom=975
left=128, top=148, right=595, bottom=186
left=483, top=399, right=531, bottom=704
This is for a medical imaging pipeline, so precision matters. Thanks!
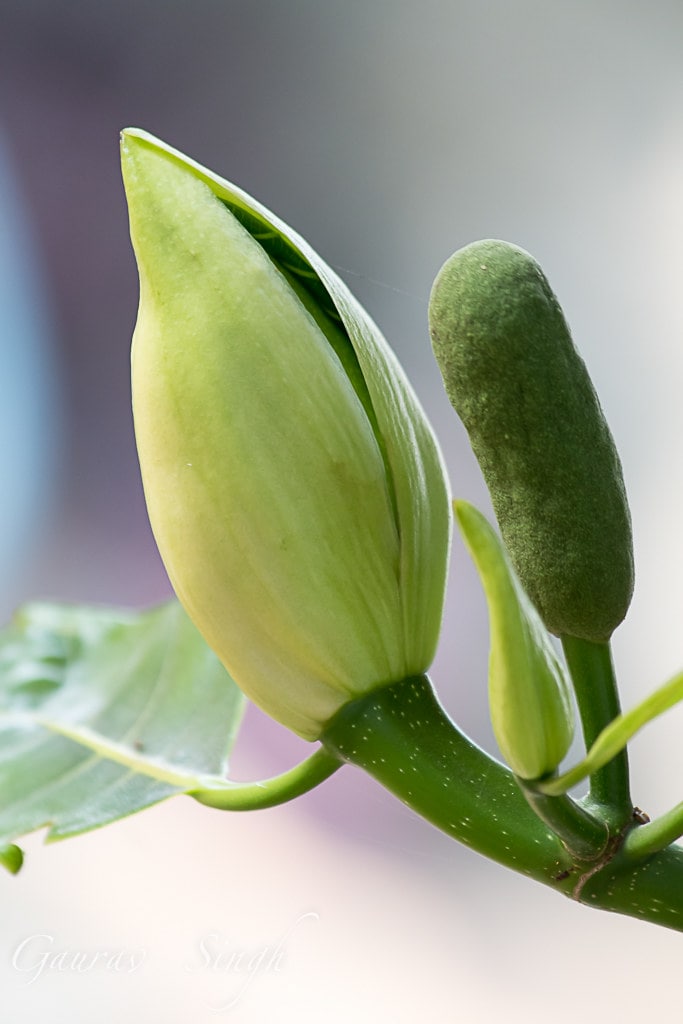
left=322, top=675, right=683, bottom=931
left=622, top=803, right=683, bottom=861
left=515, top=780, right=608, bottom=861
left=533, top=666, right=683, bottom=798
left=560, top=637, right=631, bottom=825
left=323, top=676, right=576, bottom=884
left=30, top=714, right=342, bottom=812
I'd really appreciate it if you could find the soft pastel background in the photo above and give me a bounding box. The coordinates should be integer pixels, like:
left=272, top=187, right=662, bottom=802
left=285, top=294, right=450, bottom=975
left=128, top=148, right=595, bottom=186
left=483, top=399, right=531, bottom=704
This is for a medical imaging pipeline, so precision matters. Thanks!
left=2, top=2, right=683, bottom=1020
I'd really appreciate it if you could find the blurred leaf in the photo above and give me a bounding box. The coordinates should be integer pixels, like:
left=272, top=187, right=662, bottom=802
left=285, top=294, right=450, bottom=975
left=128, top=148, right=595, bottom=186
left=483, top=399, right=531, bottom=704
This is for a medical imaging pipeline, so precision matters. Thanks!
left=0, top=601, right=246, bottom=855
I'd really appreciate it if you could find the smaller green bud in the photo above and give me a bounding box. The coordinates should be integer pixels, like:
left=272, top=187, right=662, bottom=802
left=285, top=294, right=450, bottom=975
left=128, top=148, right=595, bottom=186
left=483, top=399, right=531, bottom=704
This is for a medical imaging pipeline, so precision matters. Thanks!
left=455, top=500, right=574, bottom=780
left=429, top=240, right=634, bottom=642
left=121, top=129, right=451, bottom=741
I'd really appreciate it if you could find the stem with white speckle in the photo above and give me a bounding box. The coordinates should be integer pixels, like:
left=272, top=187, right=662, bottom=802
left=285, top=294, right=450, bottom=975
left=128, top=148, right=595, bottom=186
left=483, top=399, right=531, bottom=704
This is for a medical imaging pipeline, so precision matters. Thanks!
left=322, top=675, right=683, bottom=931
left=323, top=676, right=575, bottom=885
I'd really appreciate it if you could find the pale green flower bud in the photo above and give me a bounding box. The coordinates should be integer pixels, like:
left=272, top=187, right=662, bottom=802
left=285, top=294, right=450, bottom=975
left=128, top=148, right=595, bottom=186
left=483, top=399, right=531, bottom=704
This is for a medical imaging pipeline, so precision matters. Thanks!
left=455, top=500, right=574, bottom=780
left=120, top=129, right=450, bottom=740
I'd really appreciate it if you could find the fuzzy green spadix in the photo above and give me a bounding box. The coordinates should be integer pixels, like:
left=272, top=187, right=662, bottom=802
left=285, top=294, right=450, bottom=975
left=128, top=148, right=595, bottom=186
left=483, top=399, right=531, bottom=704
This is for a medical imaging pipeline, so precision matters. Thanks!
left=429, top=240, right=633, bottom=642
left=121, top=129, right=450, bottom=740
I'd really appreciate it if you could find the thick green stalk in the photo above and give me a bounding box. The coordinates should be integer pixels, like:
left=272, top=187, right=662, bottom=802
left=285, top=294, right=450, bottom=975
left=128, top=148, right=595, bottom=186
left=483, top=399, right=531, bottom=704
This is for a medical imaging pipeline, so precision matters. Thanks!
left=561, top=637, right=632, bottom=825
left=322, top=676, right=683, bottom=931
left=578, top=842, right=683, bottom=930
left=324, top=676, right=576, bottom=886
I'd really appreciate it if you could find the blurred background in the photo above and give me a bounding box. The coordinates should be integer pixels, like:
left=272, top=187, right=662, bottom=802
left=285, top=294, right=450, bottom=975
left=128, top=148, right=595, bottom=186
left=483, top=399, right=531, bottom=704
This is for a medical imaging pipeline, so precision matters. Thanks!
left=3, top=1, right=683, bottom=1020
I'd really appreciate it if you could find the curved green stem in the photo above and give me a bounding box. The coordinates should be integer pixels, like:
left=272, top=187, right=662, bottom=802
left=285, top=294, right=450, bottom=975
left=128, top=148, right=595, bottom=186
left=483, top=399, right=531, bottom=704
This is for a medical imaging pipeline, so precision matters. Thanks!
left=323, top=676, right=576, bottom=885
left=622, top=803, right=683, bottom=861
left=34, top=713, right=342, bottom=812
left=191, top=747, right=342, bottom=811
left=516, top=780, right=608, bottom=861
left=322, top=675, right=683, bottom=931
left=536, top=667, right=683, bottom=798
left=560, top=637, right=631, bottom=825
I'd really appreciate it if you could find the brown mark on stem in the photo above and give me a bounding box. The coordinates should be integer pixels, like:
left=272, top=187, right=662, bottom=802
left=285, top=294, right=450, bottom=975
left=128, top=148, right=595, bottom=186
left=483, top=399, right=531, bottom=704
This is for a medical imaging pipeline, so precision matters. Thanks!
left=570, top=806, right=649, bottom=902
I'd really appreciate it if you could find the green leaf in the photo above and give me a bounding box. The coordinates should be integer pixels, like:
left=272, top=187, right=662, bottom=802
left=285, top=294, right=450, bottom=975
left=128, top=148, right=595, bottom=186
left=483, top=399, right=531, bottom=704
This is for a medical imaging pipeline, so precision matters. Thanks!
left=0, top=601, right=246, bottom=847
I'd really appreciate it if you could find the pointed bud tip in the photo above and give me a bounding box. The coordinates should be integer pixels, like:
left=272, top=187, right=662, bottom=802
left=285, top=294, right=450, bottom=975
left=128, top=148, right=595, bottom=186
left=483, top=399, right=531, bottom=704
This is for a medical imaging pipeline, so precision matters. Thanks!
left=120, top=126, right=160, bottom=148
left=119, top=127, right=149, bottom=161
left=452, top=498, right=471, bottom=527
left=119, top=129, right=183, bottom=187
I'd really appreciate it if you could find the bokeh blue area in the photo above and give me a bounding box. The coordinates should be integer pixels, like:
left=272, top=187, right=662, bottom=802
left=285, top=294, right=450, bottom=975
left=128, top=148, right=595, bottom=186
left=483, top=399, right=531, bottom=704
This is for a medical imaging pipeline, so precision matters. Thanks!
left=0, top=133, right=61, bottom=614
left=3, top=3, right=683, bottom=1021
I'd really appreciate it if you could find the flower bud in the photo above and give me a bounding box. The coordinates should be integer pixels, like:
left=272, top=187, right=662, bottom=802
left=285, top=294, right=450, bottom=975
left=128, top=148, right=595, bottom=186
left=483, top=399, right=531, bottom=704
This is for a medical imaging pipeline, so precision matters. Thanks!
left=121, top=129, right=450, bottom=740
left=455, top=501, right=574, bottom=780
